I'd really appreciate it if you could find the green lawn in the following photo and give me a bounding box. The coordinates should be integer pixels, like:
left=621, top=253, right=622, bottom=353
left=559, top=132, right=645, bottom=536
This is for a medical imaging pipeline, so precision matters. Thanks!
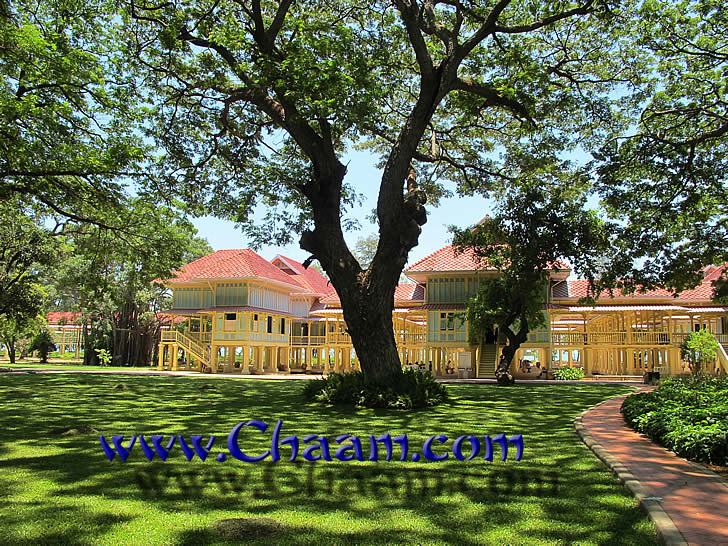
left=0, top=374, right=657, bottom=545
left=0, top=361, right=152, bottom=371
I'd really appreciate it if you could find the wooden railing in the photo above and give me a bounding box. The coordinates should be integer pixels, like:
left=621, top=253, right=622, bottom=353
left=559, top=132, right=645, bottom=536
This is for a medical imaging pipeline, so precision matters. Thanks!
left=327, top=331, right=352, bottom=345
left=397, top=333, right=427, bottom=345
left=186, top=331, right=212, bottom=345
left=289, top=335, right=326, bottom=346
left=161, top=330, right=210, bottom=365
left=551, top=330, right=726, bottom=347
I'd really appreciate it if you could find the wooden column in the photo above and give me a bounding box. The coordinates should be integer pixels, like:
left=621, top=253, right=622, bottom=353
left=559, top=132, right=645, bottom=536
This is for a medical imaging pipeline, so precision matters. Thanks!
left=272, top=346, right=279, bottom=372
left=281, top=347, right=290, bottom=372
left=157, top=344, right=165, bottom=370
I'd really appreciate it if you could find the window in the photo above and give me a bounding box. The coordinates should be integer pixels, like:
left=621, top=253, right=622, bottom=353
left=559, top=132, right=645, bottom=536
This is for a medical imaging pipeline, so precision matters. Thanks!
left=251, top=314, right=259, bottom=332
left=280, top=318, right=286, bottom=335
left=439, top=312, right=456, bottom=331
left=224, top=312, right=237, bottom=332
left=267, top=315, right=273, bottom=334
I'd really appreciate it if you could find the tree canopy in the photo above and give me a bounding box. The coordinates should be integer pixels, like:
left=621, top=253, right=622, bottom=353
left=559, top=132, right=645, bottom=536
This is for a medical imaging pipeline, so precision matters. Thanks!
left=454, top=176, right=611, bottom=380
left=595, top=0, right=727, bottom=292
left=0, top=0, right=144, bottom=223
left=121, top=0, right=658, bottom=381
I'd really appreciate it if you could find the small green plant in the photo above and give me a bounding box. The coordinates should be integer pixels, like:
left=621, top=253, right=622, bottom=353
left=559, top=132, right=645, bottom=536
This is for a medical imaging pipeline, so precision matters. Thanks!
left=302, top=368, right=448, bottom=409
left=553, top=367, right=585, bottom=380
left=28, top=329, right=57, bottom=363
left=95, top=348, right=112, bottom=366
left=680, top=329, right=720, bottom=374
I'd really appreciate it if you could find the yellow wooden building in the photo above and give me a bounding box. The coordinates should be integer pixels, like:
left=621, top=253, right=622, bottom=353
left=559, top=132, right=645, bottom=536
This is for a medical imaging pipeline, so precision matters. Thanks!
left=159, top=245, right=728, bottom=378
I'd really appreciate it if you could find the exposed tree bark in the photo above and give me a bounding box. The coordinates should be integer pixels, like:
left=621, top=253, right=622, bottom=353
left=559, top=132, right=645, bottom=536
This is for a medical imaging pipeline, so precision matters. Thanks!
left=6, top=339, right=16, bottom=364
left=497, top=311, right=530, bottom=383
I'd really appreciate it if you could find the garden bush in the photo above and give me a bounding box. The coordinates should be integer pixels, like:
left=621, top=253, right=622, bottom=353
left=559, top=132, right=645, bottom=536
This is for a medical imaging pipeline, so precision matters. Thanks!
left=302, top=368, right=448, bottom=409
left=553, top=367, right=585, bottom=380
left=621, top=375, right=728, bottom=466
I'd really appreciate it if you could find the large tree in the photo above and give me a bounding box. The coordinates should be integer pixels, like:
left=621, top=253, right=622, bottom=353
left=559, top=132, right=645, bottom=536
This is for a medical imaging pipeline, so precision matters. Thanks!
left=126, top=0, right=647, bottom=382
left=0, top=0, right=144, bottom=223
left=49, top=199, right=211, bottom=366
left=454, top=174, right=611, bottom=382
left=595, top=0, right=727, bottom=293
left=0, top=199, right=55, bottom=362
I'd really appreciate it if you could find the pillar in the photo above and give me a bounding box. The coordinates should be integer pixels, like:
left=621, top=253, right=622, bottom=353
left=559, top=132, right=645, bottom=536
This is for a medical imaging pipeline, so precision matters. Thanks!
left=272, top=346, right=279, bottom=372
left=281, top=347, right=290, bottom=372
left=256, top=346, right=264, bottom=374
left=171, top=344, right=179, bottom=371
left=583, top=347, right=591, bottom=376
left=157, top=344, right=165, bottom=370
left=209, top=344, right=217, bottom=373
left=240, top=346, right=250, bottom=374
left=306, top=347, right=313, bottom=371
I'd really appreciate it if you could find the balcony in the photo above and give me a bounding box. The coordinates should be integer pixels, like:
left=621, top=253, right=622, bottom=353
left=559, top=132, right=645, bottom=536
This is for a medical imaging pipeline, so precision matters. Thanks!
left=551, top=331, right=727, bottom=347
left=289, top=335, right=327, bottom=346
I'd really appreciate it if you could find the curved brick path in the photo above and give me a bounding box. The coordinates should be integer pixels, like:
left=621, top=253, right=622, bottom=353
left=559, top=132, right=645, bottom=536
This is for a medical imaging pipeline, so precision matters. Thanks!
left=581, top=394, right=728, bottom=545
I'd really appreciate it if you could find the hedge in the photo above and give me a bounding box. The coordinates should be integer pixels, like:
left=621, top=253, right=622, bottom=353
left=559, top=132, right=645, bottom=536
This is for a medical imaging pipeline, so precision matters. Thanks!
left=621, top=375, right=728, bottom=466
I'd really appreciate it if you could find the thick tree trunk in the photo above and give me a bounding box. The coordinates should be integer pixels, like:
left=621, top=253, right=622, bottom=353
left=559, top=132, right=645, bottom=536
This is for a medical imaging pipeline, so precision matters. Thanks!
left=497, top=322, right=530, bottom=382
left=336, top=282, right=401, bottom=383
left=7, top=340, right=16, bottom=364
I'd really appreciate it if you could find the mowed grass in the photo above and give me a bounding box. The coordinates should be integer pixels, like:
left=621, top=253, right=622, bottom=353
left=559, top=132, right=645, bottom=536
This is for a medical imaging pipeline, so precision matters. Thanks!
left=0, top=361, right=144, bottom=371
left=0, top=374, right=657, bottom=545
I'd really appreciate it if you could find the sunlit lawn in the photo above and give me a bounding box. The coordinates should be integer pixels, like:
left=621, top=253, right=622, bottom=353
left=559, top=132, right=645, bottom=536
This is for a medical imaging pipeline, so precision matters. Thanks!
left=0, top=374, right=656, bottom=545
left=0, top=361, right=150, bottom=371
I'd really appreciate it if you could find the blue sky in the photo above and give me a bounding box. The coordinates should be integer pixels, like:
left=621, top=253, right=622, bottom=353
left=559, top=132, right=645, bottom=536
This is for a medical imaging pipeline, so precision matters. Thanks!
left=191, top=148, right=492, bottom=266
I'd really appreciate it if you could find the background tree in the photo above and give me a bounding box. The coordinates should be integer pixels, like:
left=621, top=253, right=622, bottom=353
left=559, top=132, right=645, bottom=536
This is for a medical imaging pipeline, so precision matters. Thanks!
left=49, top=199, right=211, bottom=366
left=0, top=0, right=144, bottom=224
left=0, top=198, right=56, bottom=317
left=352, top=234, right=379, bottom=269
left=454, top=174, right=611, bottom=382
left=0, top=198, right=55, bottom=363
left=0, top=313, right=42, bottom=363
left=595, top=0, right=727, bottom=293
left=126, top=0, right=648, bottom=383
left=680, top=329, right=720, bottom=374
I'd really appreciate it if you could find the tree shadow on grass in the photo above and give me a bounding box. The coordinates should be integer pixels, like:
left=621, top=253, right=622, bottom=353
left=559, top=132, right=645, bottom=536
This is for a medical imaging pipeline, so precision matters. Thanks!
left=0, top=374, right=655, bottom=545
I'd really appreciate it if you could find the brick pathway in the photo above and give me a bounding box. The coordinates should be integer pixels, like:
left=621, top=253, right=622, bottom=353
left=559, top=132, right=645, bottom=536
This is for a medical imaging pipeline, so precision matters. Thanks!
left=581, top=394, right=728, bottom=545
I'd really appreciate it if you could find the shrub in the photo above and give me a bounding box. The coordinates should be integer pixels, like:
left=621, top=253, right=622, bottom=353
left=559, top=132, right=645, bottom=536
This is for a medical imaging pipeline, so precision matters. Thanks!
left=29, top=329, right=57, bottom=363
left=621, top=376, right=728, bottom=466
left=302, top=368, right=448, bottom=409
left=553, top=367, right=585, bottom=380
left=680, top=329, right=720, bottom=374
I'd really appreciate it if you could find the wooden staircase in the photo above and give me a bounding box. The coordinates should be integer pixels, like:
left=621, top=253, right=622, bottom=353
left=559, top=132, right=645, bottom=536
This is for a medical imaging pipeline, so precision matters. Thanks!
left=174, top=331, right=211, bottom=369
left=478, top=343, right=497, bottom=378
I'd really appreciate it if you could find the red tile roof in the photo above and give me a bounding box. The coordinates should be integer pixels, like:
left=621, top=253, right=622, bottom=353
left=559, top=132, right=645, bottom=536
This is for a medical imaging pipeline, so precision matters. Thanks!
left=553, top=269, right=722, bottom=303
left=406, top=245, right=570, bottom=273
left=271, top=255, right=332, bottom=294
left=165, top=249, right=302, bottom=289
left=406, top=245, right=488, bottom=273
left=319, top=283, right=425, bottom=307
left=46, top=311, right=82, bottom=324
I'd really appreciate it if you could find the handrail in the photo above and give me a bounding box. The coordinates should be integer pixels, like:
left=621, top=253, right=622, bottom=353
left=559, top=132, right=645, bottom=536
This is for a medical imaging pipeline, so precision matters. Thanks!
left=163, top=331, right=209, bottom=366
left=550, top=330, right=723, bottom=347
left=717, top=343, right=728, bottom=375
